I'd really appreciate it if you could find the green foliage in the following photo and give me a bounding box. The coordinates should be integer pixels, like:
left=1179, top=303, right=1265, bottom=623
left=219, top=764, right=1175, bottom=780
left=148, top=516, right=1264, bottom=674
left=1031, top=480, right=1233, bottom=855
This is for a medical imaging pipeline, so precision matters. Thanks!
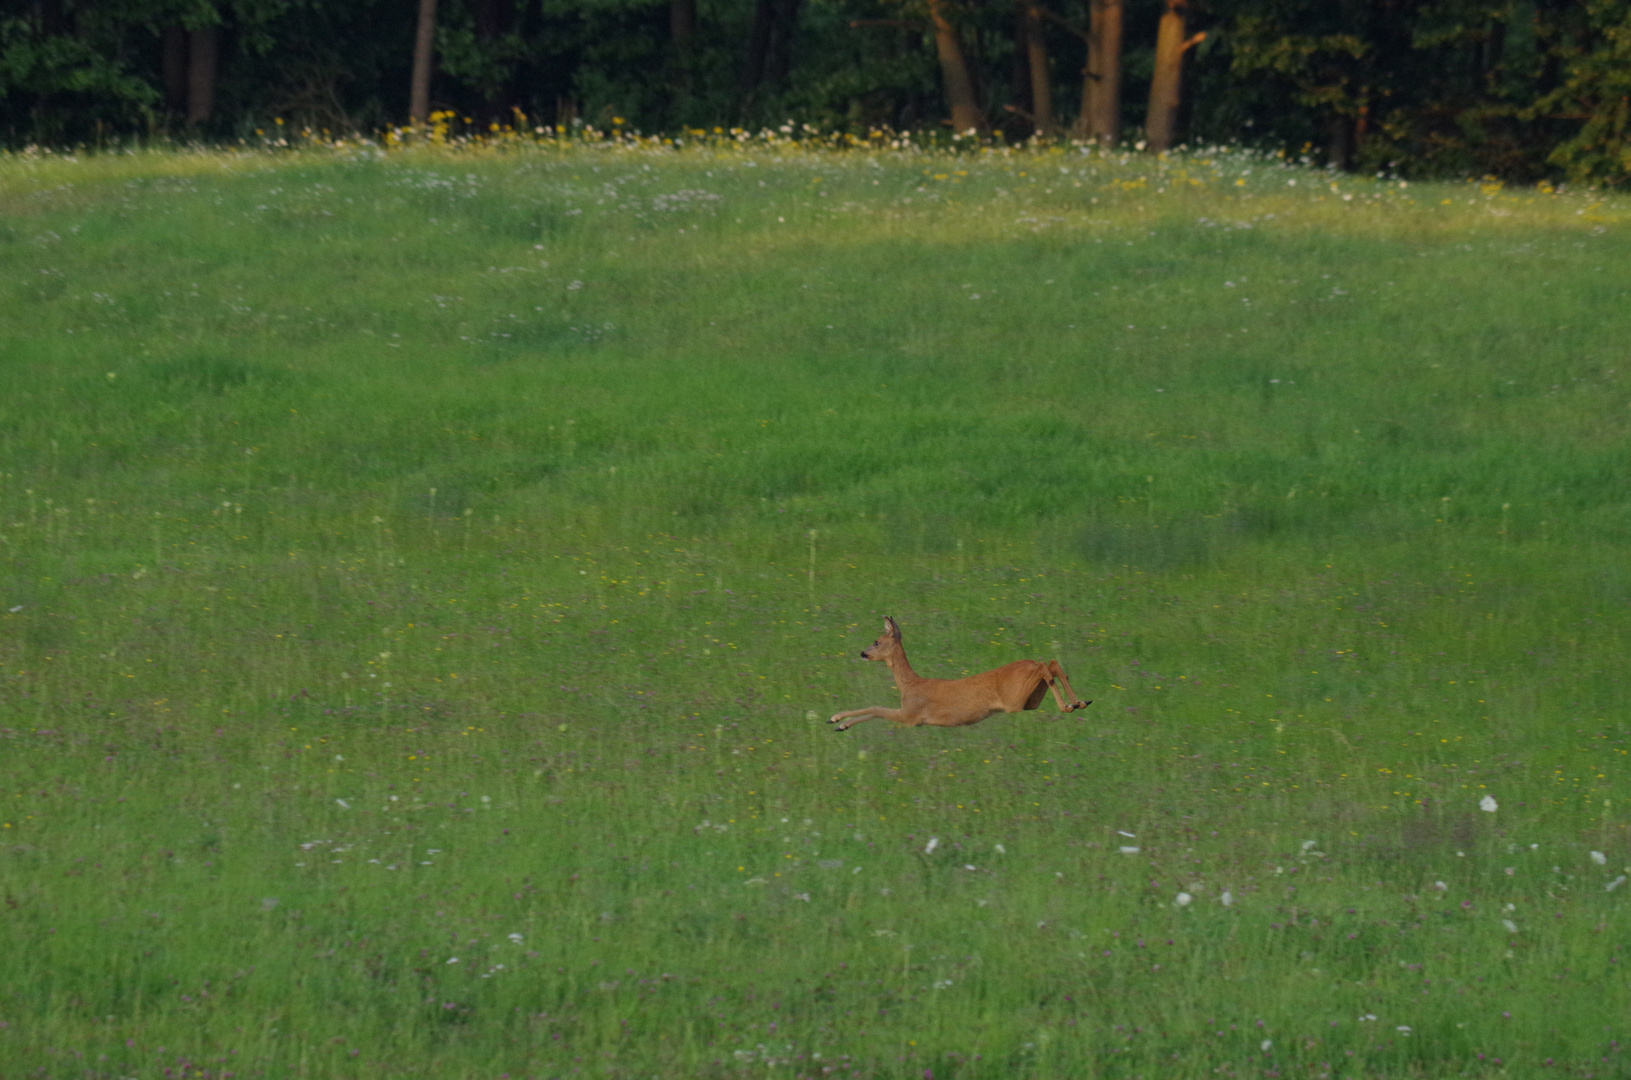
left=1193, top=0, right=1561, bottom=177
left=0, top=143, right=1629, bottom=1075
left=1540, top=0, right=1631, bottom=185
left=7, top=0, right=1631, bottom=183
left=0, top=2, right=160, bottom=141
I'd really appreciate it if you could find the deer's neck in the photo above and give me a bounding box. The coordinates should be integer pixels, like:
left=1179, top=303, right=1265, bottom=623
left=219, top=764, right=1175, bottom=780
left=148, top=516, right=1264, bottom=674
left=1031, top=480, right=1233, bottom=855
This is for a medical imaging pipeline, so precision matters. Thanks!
left=885, top=649, right=924, bottom=688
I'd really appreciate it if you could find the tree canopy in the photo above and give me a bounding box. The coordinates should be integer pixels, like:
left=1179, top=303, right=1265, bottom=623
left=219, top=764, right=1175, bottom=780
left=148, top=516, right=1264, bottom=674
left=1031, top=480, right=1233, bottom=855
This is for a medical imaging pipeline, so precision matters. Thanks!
left=4, top=0, right=1629, bottom=183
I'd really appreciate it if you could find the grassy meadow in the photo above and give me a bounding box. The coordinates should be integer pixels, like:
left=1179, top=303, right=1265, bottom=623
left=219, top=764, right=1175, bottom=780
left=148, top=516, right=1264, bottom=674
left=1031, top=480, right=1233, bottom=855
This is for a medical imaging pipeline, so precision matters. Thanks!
left=1, top=134, right=1629, bottom=1078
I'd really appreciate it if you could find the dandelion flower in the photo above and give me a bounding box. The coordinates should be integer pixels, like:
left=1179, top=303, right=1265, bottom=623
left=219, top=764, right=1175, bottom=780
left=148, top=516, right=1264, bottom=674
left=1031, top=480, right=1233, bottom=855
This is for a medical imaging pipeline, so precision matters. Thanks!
left=1479, top=795, right=1498, bottom=813
left=1175, top=892, right=1193, bottom=907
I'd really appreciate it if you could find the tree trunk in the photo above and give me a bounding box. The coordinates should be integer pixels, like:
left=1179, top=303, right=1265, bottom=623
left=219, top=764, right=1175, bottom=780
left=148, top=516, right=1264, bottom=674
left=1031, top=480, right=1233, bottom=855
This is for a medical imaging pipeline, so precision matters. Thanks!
left=1326, top=114, right=1354, bottom=170
left=671, top=0, right=697, bottom=90
left=765, top=0, right=802, bottom=85
left=670, top=0, right=697, bottom=45
left=185, top=26, right=219, bottom=127
left=162, top=27, right=188, bottom=116
left=927, top=0, right=985, bottom=134
left=471, top=0, right=515, bottom=119
left=473, top=0, right=509, bottom=42
left=39, top=0, right=67, bottom=36
left=1144, top=0, right=1189, bottom=151
left=409, top=0, right=439, bottom=125
left=741, top=0, right=774, bottom=102
left=1078, top=0, right=1122, bottom=143
left=1018, top=0, right=1055, bottom=135
left=740, top=0, right=799, bottom=113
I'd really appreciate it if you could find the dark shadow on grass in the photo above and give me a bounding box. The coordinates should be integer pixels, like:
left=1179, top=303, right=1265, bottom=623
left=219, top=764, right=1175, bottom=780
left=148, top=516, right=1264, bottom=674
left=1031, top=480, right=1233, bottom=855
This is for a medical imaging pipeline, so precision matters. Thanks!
left=475, top=316, right=617, bottom=363
left=1073, top=501, right=1435, bottom=569
left=145, top=354, right=285, bottom=396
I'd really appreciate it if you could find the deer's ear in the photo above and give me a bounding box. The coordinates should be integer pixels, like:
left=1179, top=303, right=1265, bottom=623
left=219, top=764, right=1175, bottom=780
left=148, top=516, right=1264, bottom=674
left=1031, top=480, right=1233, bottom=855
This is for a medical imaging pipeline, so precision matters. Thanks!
left=883, top=616, right=900, bottom=638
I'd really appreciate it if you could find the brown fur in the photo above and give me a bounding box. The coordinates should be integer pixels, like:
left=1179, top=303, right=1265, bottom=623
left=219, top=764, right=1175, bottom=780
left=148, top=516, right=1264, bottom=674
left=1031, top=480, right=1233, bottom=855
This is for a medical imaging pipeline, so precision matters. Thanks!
left=828, top=616, right=1091, bottom=731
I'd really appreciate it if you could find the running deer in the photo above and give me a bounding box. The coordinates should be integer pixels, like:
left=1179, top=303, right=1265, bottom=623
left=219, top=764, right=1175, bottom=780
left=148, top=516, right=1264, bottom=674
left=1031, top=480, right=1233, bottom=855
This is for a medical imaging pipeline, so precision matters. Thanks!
left=828, top=616, right=1091, bottom=731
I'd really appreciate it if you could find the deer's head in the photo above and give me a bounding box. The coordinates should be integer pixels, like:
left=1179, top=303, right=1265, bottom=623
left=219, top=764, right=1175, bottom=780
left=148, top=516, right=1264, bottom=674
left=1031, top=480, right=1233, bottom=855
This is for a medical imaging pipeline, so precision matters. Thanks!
left=860, top=616, right=903, bottom=661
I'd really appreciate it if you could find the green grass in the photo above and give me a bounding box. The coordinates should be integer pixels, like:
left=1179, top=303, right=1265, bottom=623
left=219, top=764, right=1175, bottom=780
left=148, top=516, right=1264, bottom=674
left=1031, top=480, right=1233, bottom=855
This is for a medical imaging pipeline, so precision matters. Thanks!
left=1, top=138, right=1629, bottom=1078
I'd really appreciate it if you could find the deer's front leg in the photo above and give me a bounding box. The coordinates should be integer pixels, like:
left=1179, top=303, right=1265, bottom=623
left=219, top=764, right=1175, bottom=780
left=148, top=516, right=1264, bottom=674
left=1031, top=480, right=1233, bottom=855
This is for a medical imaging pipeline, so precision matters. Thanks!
left=828, top=706, right=903, bottom=731
left=1045, top=661, right=1092, bottom=711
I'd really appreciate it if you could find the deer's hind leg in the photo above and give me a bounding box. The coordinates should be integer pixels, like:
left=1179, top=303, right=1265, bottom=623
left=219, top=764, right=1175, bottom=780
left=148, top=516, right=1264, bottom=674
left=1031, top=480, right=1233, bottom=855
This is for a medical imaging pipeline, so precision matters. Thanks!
left=1044, top=660, right=1091, bottom=711
left=829, top=706, right=905, bottom=731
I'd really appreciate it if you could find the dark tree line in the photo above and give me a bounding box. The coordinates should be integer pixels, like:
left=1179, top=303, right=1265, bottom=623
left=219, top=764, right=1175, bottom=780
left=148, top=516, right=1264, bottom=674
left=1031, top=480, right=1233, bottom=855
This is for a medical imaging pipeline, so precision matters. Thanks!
left=3, top=0, right=1629, bottom=182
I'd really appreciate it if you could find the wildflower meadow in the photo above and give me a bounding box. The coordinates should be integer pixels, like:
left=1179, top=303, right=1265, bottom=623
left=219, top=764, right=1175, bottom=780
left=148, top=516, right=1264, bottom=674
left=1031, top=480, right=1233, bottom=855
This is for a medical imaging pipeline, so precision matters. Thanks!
left=1, top=132, right=1628, bottom=1079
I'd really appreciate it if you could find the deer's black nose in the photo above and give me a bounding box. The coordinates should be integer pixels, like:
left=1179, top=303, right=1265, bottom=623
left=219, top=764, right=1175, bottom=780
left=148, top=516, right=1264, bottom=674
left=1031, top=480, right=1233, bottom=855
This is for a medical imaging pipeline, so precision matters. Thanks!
left=859, top=650, right=867, bottom=658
